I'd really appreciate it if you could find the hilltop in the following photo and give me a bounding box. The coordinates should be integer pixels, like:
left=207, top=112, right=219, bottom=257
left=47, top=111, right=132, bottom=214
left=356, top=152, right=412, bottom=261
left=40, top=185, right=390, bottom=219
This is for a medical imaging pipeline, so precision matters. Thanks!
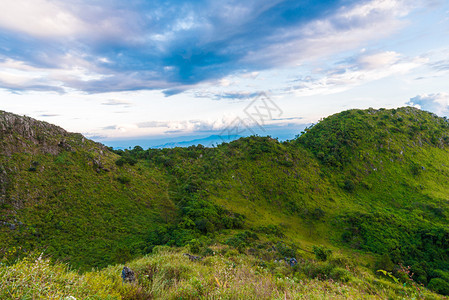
left=1, top=107, right=449, bottom=297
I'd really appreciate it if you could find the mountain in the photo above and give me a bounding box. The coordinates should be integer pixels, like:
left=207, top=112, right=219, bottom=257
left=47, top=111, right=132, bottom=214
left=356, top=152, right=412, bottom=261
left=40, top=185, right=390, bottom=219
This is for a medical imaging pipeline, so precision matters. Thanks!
left=2, top=107, right=449, bottom=297
left=0, top=110, right=176, bottom=269
left=100, top=134, right=240, bottom=150
left=152, top=134, right=241, bottom=148
left=139, top=107, right=449, bottom=264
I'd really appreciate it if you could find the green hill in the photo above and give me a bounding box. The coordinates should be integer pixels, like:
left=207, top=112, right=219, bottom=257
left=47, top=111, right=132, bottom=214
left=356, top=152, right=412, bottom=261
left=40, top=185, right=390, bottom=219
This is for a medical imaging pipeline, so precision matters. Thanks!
left=0, top=111, right=176, bottom=269
left=2, top=107, right=449, bottom=297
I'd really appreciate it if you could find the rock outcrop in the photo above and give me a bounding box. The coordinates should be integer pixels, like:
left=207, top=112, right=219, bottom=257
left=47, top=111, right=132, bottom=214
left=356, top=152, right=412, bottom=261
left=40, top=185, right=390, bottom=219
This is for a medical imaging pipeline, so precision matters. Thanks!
left=0, top=111, right=107, bottom=156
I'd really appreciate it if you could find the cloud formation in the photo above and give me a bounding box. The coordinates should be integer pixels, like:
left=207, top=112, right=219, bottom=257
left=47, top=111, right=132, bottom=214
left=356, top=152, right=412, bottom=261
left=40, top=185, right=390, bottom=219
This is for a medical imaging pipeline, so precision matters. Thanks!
left=285, top=51, right=426, bottom=96
left=0, top=0, right=424, bottom=94
left=407, top=93, right=449, bottom=116
left=102, top=99, right=133, bottom=107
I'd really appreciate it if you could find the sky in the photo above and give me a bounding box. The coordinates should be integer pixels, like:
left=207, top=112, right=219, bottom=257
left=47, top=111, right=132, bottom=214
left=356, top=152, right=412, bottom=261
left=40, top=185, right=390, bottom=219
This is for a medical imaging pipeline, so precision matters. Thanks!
left=1, top=0, right=449, bottom=148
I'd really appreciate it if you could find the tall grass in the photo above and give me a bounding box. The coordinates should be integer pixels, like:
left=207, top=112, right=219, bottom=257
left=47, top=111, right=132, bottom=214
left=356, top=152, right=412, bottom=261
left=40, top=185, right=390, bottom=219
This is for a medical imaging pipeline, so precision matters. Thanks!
left=0, top=247, right=442, bottom=299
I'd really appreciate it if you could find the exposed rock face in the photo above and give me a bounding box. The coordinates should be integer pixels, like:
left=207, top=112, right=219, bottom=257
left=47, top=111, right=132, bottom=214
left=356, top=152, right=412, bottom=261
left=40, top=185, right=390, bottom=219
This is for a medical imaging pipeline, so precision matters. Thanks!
left=0, top=111, right=111, bottom=209
left=0, top=165, right=8, bottom=204
left=0, top=111, right=70, bottom=156
left=0, top=111, right=107, bottom=157
left=0, top=111, right=67, bottom=138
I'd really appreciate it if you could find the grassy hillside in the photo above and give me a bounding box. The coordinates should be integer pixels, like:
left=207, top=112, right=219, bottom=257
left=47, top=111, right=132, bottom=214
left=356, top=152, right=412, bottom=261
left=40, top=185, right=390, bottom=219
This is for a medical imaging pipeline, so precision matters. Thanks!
left=124, top=106, right=449, bottom=295
left=2, top=107, right=449, bottom=297
left=0, top=111, right=176, bottom=269
left=297, top=107, right=449, bottom=276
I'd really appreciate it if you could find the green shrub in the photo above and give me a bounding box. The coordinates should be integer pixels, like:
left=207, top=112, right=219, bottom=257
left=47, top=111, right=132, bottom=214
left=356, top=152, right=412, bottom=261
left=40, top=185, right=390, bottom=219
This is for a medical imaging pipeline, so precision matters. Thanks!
left=276, top=242, right=297, bottom=258
left=428, top=278, right=449, bottom=295
left=28, top=161, right=39, bottom=172
left=188, top=239, right=202, bottom=254
left=310, top=208, right=325, bottom=220
left=300, top=261, right=334, bottom=279
left=411, top=162, right=422, bottom=176
left=117, top=175, right=131, bottom=184
left=202, top=247, right=215, bottom=257
left=226, top=231, right=259, bottom=252
left=375, top=254, right=394, bottom=272
left=115, top=156, right=138, bottom=166
left=313, top=245, right=332, bottom=261
left=254, top=224, right=285, bottom=237
left=329, top=267, right=352, bottom=282
left=343, top=179, right=355, bottom=192
left=329, top=255, right=352, bottom=268
left=431, top=270, right=449, bottom=283
left=115, top=157, right=125, bottom=166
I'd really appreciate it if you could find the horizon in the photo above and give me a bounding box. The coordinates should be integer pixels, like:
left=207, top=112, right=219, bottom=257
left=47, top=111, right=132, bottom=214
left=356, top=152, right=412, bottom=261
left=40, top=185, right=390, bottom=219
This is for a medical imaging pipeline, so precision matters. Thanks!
left=1, top=0, right=449, bottom=147
left=1, top=104, right=438, bottom=150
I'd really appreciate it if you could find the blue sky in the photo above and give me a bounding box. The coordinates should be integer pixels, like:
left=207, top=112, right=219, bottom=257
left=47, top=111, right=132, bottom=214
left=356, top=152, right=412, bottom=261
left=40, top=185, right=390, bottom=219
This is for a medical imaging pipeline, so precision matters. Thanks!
left=1, top=0, right=449, bottom=147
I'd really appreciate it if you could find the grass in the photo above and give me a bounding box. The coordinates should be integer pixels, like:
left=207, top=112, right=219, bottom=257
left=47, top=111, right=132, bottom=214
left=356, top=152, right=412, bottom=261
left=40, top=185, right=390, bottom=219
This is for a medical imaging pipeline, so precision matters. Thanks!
left=1, top=246, right=443, bottom=299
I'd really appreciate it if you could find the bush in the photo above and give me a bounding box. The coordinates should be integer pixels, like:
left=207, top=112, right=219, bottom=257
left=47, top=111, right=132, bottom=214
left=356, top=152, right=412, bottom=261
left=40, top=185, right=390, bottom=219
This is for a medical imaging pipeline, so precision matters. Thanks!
left=28, top=161, right=39, bottom=172
left=431, top=269, right=449, bottom=282
left=254, top=224, right=285, bottom=237
left=188, top=239, right=202, bottom=254
left=313, top=245, right=332, bottom=261
left=428, top=278, right=449, bottom=295
left=115, top=158, right=125, bottom=166
left=410, top=162, right=422, bottom=176
left=310, top=208, right=325, bottom=220
left=343, top=179, right=355, bottom=192
left=300, top=261, right=334, bottom=280
left=375, top=254, right=394, bottom=272
left=117, top=175, right=131, bottom=184
left=226, top=231, right=259, bottom=252
left=276, top=242, right=297, bottom=258
left=115, top=156, right=138, bottom=167
left=329, top=255, right=352, bottom=268
left=329, top=267, right=351, bottom=282
left=202, top=247, right=214, bottom=257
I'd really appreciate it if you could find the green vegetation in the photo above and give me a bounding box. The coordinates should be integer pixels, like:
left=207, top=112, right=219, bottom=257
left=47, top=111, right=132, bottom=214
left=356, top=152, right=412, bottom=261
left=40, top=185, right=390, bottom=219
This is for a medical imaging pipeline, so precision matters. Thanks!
left=0, top=111, right=175, bottom=270
left=1, top=246, right=443, bottom=299
left=2, top=107, right=449, bottom=297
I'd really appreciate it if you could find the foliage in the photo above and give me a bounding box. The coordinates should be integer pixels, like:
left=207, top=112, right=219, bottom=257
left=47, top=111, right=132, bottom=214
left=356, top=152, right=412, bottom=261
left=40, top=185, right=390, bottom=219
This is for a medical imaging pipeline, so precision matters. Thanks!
left=225, top=231, right=259, bottom=252
left=1, top=246, right=443, bottom=299
left=428, top=278, right=449, bottom=295
left=312, top=245, right=333, bottom=261
left=0, top=116, right=174, bottom=270
left=253, top=224, right=285, bottom=237
left=375, top=254, right=395, bottom=272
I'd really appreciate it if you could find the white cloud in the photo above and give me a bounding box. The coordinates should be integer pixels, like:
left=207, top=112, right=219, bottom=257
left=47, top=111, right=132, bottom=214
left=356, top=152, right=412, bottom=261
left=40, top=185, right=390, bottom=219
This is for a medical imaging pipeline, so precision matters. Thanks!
left=0, top=57, right=110, bottom=92
left=244, top=0, right=416, bottom=66
left=0, top=0, right=86, bottom=37
left=0, top=0, right=144, bottom=43
left=407, top=93, right=449, bottom=116
left=341, top=0, right=411, bottom=19
left=286, top=51, right=427, bottom=96
left=357, top=51, right=401, bottom=70
left=102, top=99, right=133, bottom=106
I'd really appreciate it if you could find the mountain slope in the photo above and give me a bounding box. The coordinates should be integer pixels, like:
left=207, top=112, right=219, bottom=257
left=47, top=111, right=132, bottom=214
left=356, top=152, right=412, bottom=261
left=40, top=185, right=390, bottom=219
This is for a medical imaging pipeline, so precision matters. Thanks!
left=296, top=107, right=449, bottom=278
left=128, top=106, right=449, bottom=291
left=0, top=111, right=176, bottom=269
left=2, top=107, right=449, bottom=295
